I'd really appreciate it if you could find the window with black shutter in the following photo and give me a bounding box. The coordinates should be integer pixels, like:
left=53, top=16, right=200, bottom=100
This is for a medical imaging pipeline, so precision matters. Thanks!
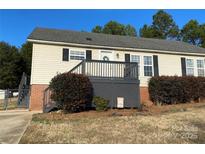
left=124, top=54, right=130, bottom=77
left=181, top=57, right=186, bottom=76
left=62, top=48, right=69, bottom=61
left=86, top=50, right=92, bottom=60
left=125, top=54, right=130, bottom=62
left=153, top=55, right=159, bottom=76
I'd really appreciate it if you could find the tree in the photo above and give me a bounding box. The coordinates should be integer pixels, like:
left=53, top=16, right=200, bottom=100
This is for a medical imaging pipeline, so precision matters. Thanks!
left=92, top=25, right=103, bottom=33
left=91, top=21, right=137, bottom=36
left=19, top=42, right=32, bottom=76
left=180, top=20, right=205, bottom=48
left=140, top=24, right=156, bottom=38
left=181, top=20, right=200, bottom=45
left=140, top=10, right=179, bottom=40
left=200, top=24, right=205, bottom=48
left=152, top=10, right=179, bottom=39
left=103, top=21, right=126, bottom=35
left=0, top=42, right=23, bottom=89
left=0, top=41, right=32, bottom=89
left=125, top=24, right=137, bottom=36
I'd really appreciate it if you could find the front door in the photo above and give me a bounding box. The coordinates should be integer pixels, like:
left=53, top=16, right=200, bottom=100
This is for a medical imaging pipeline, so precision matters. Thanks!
left=100, top=51, right=113, bottom=61
left=100, top=51, right=113, bottom=77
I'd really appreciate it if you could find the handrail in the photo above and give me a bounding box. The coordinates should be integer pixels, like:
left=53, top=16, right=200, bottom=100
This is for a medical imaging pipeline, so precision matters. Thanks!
left=68, top=59, right=139, bottom=80
left=43, top=87, right=55, bottom=112
left=85, top=59, right=138, bottom=64
left=17, top=72, right=27, bottom=105
left=43, top=87, right=50, bottom=107
left=69, top=60, right=84, bottom=73
left=18, top=72, right=26, bottom=89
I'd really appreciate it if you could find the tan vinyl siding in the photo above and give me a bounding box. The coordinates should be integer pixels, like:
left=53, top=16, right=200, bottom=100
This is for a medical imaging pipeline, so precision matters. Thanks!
left=158, top=54, right=182, bottom=76
left=31, top=43, right=205, bottom=87
left=115, top=51, right=205, bottom=87
left=31, top=43, right=99, bottom=84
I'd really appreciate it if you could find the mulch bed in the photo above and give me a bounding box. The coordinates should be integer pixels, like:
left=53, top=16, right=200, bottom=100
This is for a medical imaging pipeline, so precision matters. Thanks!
left=33, top=109, right=137, bottom=122
left=33, top=102, right=205, bottom=122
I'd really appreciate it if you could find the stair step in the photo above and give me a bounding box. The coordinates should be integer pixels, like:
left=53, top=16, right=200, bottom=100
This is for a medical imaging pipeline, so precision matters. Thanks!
left=44, top=103, right=57, bottom=113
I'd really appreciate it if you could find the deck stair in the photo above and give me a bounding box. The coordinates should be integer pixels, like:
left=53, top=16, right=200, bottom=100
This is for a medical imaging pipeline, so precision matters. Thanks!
left=43, top=60, right=139, bottom=112
left=17, top=72, right=30, bottom=108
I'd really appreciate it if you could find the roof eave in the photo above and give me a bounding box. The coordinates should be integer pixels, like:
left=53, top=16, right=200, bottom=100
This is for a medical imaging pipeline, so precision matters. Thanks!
left=27, top=38, right=205, bottom=57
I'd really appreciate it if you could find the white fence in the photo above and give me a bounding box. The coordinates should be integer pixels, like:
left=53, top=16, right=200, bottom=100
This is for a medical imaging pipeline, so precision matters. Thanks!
left=0, top=89, right=5, bottom=100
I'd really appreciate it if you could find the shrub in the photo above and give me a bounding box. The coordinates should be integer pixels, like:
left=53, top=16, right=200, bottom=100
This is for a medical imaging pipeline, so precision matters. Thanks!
left=93, top=96, right=109, bottom=111
left=49, top=72, right=93, bottom=113
left=148, top=76, right=205, bottom=105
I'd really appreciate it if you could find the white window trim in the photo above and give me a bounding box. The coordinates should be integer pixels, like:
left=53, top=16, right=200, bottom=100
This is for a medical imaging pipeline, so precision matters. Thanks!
left=196, top=59, right=205, bottom=77
left=101, top=50, right=113, bottom=53
left=69, top=49, right=86, bottom=61
left=143, top=55, right=153, bottom=77
left=99, top=50, right=114, bottom=61
left=130, top=54, right=141, bottom=76
left=186, top=58, right=195, bottom=76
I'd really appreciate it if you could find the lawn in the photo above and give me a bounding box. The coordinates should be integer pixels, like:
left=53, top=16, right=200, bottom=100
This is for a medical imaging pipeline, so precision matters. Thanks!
left=20, top=103, right=205, bottom=144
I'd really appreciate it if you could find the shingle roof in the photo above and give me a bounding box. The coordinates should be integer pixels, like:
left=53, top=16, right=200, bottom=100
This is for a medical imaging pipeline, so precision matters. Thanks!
left=28, top=27, right=205, bottom=54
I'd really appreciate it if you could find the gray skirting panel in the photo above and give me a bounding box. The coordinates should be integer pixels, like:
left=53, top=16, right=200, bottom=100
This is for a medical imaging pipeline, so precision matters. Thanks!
left=89, top=77, right=141, bottom=108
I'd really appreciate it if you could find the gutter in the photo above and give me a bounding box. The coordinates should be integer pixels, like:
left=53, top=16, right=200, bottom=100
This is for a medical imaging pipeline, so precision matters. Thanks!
left=27, top=39, right=205, bottom=57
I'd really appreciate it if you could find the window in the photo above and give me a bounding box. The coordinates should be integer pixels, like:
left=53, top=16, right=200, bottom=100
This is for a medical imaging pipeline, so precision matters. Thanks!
left=70, top=50, right=85, bottom=60
left=186, top=59, right=194, bottom=76
left=62, top=48, right=69, bottom=61
left=197, top=59, right=205, bottom=77
left=131, top=55, right=140, bottom=63
left=131, top=55, right=140, bottom=75
left=144, top=56, right=153, bottom=76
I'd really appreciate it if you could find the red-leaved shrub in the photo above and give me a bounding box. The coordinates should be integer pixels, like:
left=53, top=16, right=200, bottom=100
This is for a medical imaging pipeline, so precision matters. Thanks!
left=49, top=72, right=93, bottom=113
left=148, top=76, right=205, bottom=105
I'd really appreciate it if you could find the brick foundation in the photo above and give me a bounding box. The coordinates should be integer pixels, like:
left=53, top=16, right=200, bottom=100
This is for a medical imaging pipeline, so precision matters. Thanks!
left=140, top=87, right=152, bottom=104
left=29, top=84, right=48, bottom=111
left=29, top=84, right=151, bottom=111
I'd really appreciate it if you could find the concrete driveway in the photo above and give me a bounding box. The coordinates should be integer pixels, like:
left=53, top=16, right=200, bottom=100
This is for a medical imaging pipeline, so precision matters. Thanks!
left=0, top=110, right=34, bottom=144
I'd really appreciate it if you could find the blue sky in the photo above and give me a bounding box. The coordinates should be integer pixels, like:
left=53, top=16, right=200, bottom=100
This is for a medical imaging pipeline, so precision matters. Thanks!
left=0, top=9, right=205, bottom=47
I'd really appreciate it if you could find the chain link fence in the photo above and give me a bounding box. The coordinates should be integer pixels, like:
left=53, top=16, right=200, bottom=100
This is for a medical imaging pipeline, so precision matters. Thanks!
left=0, top=89, right=29, bottom=110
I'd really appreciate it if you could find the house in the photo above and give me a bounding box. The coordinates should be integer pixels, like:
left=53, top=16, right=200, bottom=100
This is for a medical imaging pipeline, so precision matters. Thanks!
left=0, top=89, right=5, bottom=100
left=28, top=27, right=205, bottom=111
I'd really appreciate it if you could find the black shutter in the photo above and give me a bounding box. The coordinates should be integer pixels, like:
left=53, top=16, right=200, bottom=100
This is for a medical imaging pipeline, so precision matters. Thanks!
left=62, top=48, right=69, bottom=61
left=181, top=57, right=186, bottom=76
left=125, top=54, right=130, bottom=62
left=86, top=50, right=92, bottom=60
left=124, top=54, right=130, bottom=78
left=153, top=55, right=159, bottom=76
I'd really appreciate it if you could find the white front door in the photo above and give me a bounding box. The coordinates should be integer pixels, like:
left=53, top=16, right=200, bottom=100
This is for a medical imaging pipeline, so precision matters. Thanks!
left=100, top=51, right=114, bottom=77
left=100, top=51, right=113, bottom=61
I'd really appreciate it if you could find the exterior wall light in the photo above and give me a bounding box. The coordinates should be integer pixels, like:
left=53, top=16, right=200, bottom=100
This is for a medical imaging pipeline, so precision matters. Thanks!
left=116, top=53, right=120, bottom=59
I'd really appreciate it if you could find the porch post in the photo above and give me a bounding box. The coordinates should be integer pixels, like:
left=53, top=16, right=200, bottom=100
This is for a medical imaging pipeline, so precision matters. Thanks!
left=82, top=60, right=86, bottom=74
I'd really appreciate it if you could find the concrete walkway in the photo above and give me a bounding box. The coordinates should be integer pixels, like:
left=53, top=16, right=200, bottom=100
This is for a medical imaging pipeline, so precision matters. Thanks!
left=0, top=110, right=34, bottom=144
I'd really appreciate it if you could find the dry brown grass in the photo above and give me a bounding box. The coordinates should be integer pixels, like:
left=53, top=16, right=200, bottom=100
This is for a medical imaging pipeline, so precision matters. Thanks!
left=0, top=97, right=17, bottom=110
left=20, top=103, right=205, bottom=144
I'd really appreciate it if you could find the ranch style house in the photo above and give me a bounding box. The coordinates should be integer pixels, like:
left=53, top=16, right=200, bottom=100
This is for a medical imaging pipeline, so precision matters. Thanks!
left=27, top=27, right=205, bottom=111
